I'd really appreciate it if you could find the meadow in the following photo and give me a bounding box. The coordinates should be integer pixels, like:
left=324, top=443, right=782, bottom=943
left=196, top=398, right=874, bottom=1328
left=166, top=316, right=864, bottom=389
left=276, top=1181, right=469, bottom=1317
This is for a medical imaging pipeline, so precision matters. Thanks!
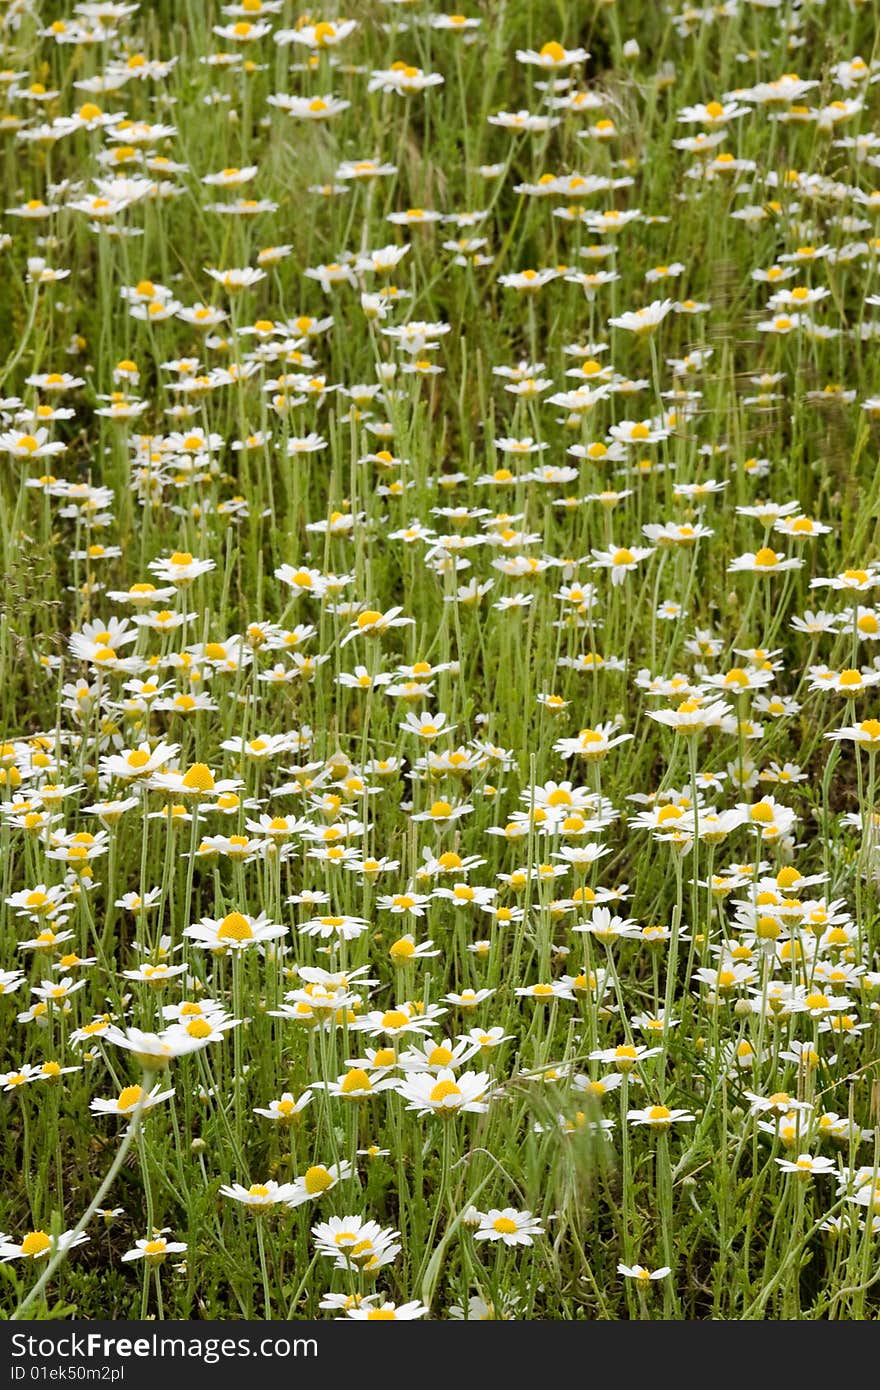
left=0, top=0, right=879, bottom=1322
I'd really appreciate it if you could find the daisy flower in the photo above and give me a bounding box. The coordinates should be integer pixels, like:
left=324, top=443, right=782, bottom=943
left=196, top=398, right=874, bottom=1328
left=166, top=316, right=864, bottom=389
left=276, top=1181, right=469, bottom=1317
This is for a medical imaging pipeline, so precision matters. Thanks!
left=90, top=1083, right=175, bottom=1117
left=395, top=1068, right=492, bottom=1116
left=344, top=1300, right=429, bottom=1320
left=728, top=548, right=803, bottom=575
left=618, top=1263, right=672, bottom=1282
left=0, top=1230, right=89, bottom=1263
left=627, top=1104, right=696, bottom=1129
left=121, top=1232, right=187, bottom=1264
left=590, top=544, right=655, bottom=585
left=473, top=1209, right=545, bottom=1246
left=184, top=911, right=286, bottom=952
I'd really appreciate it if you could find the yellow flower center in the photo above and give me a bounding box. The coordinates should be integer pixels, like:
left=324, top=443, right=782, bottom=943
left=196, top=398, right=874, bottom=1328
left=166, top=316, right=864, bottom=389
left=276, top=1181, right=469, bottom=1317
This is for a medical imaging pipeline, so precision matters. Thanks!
left=754, top=547, right=779, bottom=567
left=723, top=668, right=749, bottom=687
left=340, top=1069, right=372, bottom=1094
left=647, top=1105, right=672, bottom=1123
left=756, top=915, right=781, bottom=940
left=303, top=1165, right=333, bottom=1194
left=381, top=1010, right=410, bottom=1030
left=217, top=912, right=253, bottom=942
left=776, top=867, right=801, bottom=889
left=181, top=763, right=214, bottom=791
left=547, top=788, right=573, bottom=806
left=436, top=852, right=462, bottom=871
left=429, top=1079, right=461, bottom=1103
left=21, top=1231, right=51, bottom=1257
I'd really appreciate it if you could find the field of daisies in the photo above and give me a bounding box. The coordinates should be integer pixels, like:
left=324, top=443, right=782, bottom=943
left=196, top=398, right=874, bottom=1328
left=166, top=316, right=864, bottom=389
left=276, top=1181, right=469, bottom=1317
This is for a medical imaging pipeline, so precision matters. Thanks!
left=1, top=0, right=880, bottom=1325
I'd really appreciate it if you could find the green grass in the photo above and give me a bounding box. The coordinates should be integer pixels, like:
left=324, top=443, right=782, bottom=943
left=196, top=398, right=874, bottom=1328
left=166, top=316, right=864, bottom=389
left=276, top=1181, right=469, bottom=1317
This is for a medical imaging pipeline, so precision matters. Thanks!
left=0, top=0, right=879, bottom=1322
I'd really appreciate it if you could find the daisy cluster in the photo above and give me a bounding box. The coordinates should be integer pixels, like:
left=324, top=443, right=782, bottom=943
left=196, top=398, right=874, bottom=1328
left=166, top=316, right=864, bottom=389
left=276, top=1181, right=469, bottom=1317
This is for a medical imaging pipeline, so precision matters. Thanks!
left=0, top=0, right=879, bottom=1323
